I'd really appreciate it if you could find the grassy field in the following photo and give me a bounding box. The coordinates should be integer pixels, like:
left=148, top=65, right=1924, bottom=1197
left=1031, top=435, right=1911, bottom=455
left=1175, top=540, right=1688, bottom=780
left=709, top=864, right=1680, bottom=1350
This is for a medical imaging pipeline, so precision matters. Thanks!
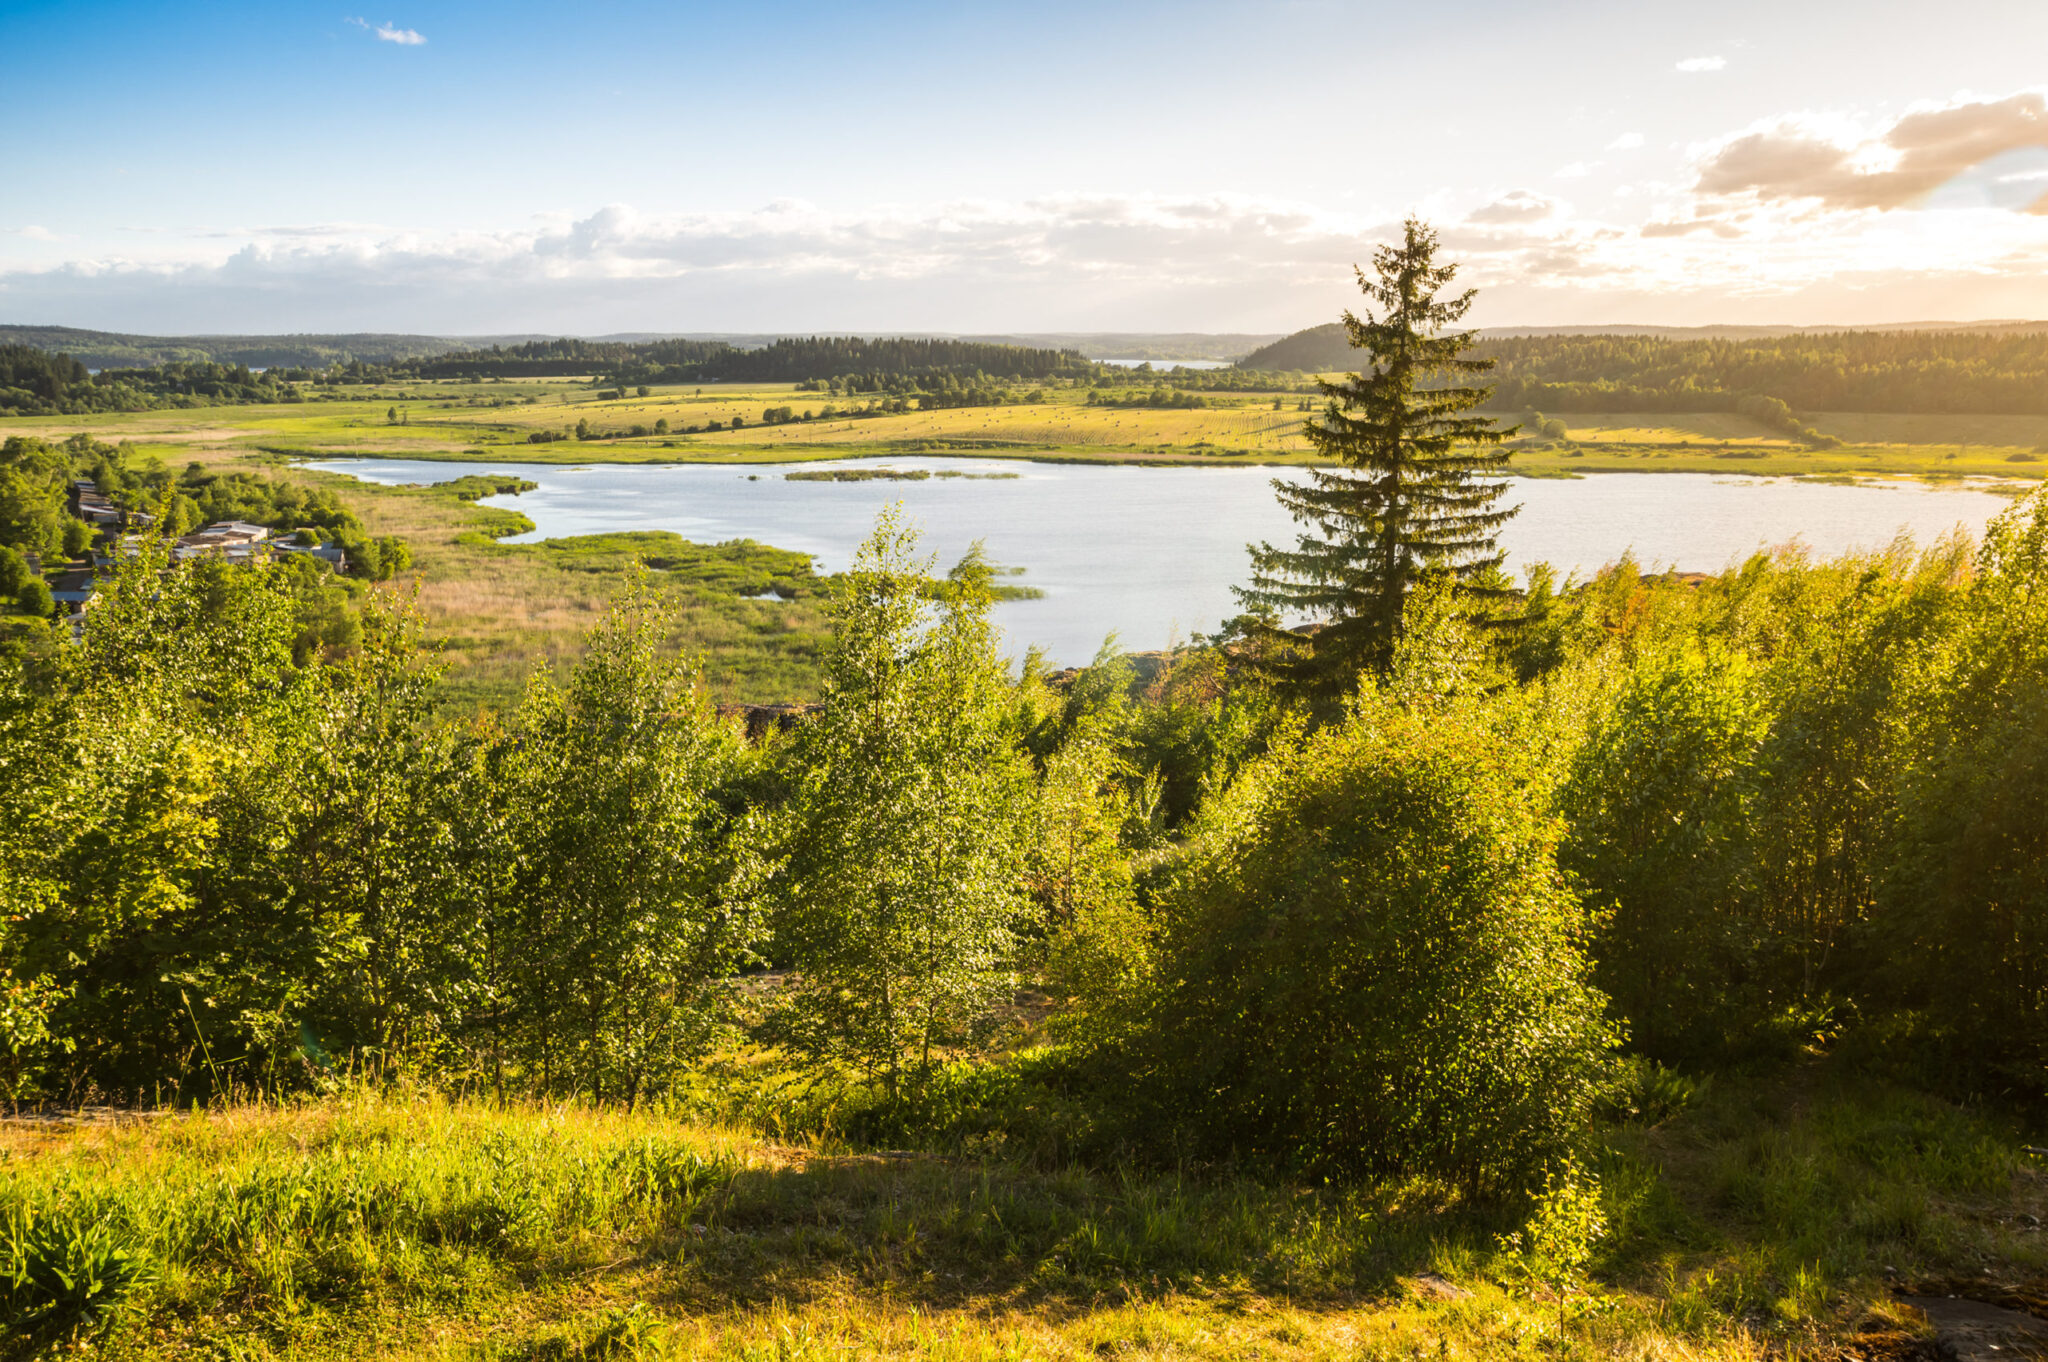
left=2, top=1061, right=2040, bottom=1360
left=8, top=379, right=2047, bottom=480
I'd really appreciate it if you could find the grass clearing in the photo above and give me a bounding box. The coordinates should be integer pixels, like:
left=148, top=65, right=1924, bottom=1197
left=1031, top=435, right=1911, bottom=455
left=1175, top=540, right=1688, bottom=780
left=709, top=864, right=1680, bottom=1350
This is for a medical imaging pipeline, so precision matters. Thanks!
left=2, top=1060, right=2039, bottom=1359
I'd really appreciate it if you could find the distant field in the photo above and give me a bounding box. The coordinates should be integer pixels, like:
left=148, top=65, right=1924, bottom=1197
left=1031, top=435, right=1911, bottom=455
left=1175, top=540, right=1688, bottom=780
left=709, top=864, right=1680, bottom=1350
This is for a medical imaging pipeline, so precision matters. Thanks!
left=7, top=380, right=2044, bottom=480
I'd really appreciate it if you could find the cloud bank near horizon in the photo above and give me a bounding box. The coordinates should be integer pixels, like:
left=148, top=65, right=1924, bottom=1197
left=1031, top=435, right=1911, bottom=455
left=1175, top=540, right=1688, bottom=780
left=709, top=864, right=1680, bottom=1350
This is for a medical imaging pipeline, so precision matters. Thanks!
left=8, top=91, right=2048, bottom=334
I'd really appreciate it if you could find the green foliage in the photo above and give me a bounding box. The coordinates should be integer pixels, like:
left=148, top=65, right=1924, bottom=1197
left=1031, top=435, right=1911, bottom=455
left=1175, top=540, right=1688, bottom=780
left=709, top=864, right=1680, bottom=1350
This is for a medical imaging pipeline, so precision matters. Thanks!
left=1883, top=491, right=2048, bottom=1089
left=0, top=344, right=302, bottom=416
left=0, top=437, right=74, bottom=560
left=494, top=571, right=764, bottom=1103
left=1241, top=219, right=1517, bottom=692
left=1559, top=641, right=1769, bottom=1060
left=0, top=547, right=26, bottom=599
left=0, top=1204, right=158, bottom=1341
left=1495, top=1155, right=1607, bottom=1331
left=1240, top=323, right=2048, bottom=416
left=768, top=509, right=1029, bottom=1102
left=0, top=971, right=72, bottom=1107
left=1117, top=687, right=1615, bottom=1191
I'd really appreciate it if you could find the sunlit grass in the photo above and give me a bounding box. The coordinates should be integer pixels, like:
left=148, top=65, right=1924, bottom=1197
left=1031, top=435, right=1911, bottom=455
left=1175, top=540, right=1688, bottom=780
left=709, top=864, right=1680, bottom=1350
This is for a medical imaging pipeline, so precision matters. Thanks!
left=2, top=1062, right=2037, bottom=1360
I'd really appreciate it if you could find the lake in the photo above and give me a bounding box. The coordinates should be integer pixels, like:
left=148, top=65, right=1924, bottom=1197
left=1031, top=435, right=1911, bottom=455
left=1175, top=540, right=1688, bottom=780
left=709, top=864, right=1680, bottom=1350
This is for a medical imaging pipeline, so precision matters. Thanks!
left=320, top=456, right=2020, bottom=664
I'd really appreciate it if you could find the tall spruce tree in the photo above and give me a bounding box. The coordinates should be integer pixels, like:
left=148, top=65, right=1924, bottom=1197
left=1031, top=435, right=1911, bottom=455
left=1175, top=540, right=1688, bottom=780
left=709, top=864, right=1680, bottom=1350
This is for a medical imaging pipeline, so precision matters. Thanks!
left=1239, top=218, right=1517, bottom=692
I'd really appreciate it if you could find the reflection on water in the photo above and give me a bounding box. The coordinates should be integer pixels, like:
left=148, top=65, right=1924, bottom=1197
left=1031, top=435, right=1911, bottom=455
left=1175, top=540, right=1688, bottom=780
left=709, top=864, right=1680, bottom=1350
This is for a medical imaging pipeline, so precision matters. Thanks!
left=320, top=456, right=2017, bottom=665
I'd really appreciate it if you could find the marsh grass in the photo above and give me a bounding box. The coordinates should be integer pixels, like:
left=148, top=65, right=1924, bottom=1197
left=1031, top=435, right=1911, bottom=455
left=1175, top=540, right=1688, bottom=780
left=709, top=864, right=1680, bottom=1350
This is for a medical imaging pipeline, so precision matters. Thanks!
left=2, top=1060, right=2039, bottom=1360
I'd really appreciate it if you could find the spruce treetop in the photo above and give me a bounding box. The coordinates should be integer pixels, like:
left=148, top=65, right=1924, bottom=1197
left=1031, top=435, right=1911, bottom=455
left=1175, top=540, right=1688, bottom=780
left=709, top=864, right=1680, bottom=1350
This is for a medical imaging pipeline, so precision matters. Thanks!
left=1238, top=217, right=1518, bottom=693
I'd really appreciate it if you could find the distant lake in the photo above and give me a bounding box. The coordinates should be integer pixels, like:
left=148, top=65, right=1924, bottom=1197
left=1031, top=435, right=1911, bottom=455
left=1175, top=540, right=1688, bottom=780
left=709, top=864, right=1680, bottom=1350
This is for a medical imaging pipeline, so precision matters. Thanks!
left=1092, top=357, right=1234, bottom=370
left=321, top=457, right=2018, bottom=664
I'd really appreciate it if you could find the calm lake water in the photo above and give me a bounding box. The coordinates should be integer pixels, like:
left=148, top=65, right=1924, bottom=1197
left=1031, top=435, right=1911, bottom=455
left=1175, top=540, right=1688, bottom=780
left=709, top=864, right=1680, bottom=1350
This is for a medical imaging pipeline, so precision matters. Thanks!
left=321, top=456, right=2019, bottom=664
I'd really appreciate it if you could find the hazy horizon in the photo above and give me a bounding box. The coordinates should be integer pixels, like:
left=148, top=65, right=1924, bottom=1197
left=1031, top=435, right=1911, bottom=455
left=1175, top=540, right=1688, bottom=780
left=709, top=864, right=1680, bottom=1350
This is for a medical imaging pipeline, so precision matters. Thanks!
left=6, top=0, right=2047, bottom=335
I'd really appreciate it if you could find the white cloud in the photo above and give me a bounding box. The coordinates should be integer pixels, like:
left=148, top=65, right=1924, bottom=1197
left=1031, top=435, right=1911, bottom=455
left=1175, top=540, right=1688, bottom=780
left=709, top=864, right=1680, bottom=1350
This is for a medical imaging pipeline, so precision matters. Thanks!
left=347, top=17, right=426, bottom=45
left=0, top=196, right=1410, bottom=331
left=1694, top=90, right=2048, bottom=212
left=15, top=226, right=58, bottom=241
left=1554, top=161, right=1600, bottom=179
left=1467, top=191, right=1561, bottom=225
left=1676, top=56, right=1726, bottom=73
left=13, top=93, right=2048, bottom=331
left=1606, top=133, right=1646, bottom=151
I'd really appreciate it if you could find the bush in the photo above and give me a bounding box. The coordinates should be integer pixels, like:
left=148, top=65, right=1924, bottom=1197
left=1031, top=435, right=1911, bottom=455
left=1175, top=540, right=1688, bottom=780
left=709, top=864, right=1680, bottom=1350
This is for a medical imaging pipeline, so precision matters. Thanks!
left=15, top=579, right=52, bottom=617
left=1118, top=693, right=1614, bottom=1193
left=1558, top=641, right=1767, bottom=1061
left=1884, top=490, right=2048, bottom=1089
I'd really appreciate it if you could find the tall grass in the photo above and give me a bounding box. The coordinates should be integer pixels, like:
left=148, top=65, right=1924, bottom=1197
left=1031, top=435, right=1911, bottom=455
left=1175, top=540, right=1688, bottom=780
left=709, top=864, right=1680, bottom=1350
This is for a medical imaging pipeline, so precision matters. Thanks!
left=2, top=1067, right=2039, bottom=1359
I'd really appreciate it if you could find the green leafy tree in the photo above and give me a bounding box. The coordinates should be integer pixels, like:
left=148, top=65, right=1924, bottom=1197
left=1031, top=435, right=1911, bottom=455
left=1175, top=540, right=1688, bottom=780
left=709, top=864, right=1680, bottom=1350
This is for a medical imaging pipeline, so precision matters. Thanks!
left=21, top=544, right=317, bottom=1098
left=253, top=593, right=464, bottom=1078
left=501, top=571, right=762, bottom=1103
left=1885, top=489, right=2048, bottom=1087
left=772, top=508, right=1028, bottom=1102
left=1122, top=684, right=1613, bottom=1192
left=0, top=546, right=27, bottom=599
left=0, top=437, right=71, bottom=559
left=1557, top=640, right=1767, bottom=1061
left=1240, top=218, right=1517, bottom=693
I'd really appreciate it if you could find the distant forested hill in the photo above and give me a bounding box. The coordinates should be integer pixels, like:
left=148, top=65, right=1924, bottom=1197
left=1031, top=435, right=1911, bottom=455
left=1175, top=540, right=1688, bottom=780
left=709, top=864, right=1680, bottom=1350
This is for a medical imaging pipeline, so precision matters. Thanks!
left=394, top=335, right=1097, bottom=384
left=1237, top=325, right=2048, bottom=414
left=0, top=344, right=303, bottom=416
left=1235, top=324, right=1352, bottom=373
left=0, top=326, right=550, bottom=371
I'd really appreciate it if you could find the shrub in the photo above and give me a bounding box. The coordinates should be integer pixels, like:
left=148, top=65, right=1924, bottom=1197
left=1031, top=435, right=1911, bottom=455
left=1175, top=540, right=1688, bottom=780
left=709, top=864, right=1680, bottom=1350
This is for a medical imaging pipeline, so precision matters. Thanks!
left=1120, top=693, right=1614, bottom=1193
left=1558, top=642, right=1768, bottom=1061
left=1884, top=490, right=2048, bottom=1089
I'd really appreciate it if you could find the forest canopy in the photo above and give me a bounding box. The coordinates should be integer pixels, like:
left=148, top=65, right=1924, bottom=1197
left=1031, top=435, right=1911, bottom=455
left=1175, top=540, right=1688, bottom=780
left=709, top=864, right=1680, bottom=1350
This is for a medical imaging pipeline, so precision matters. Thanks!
left=0, top=345, right=304, bottom=416
left=391, top=334, right=1098, bottom=385
left=1237, top=324, right=2048, bottom=414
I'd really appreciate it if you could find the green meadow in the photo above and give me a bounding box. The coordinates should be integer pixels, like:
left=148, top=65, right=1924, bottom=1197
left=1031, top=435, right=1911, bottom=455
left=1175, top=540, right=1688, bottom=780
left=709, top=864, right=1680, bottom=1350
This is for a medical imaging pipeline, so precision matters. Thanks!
left=3, top=1065, right=2040, bottom=1361
left=8, top=378, right=2046, bottom=478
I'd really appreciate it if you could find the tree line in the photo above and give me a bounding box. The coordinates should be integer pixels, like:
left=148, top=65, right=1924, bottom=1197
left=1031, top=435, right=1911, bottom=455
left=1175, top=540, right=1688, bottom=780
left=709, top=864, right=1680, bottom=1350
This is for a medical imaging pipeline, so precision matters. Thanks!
left=1237, top=324, right=2048, bottom=414
left=0, top=348, right=306, bottom=417
left=379, top=335, right=1096, bottom=387
left=0, top=325, right=486, bottom=372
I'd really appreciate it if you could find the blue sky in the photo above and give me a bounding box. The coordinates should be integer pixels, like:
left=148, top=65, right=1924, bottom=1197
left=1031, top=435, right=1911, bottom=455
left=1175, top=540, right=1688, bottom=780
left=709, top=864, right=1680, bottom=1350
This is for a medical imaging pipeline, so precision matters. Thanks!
left=4, top=0, right=2048, bottom=333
